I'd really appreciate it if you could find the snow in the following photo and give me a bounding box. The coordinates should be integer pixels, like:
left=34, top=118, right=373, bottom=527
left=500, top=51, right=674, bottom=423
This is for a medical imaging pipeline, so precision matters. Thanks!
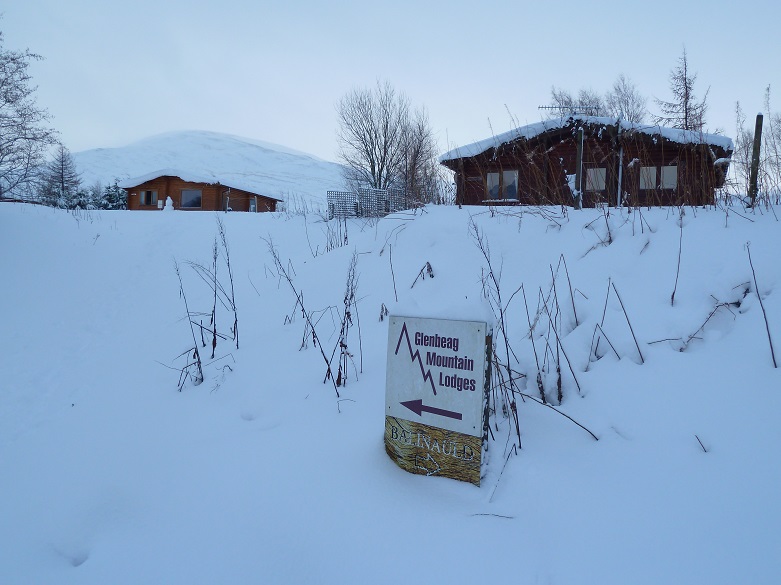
left=119, top=168, right=221, bottom=189
left=440, top=115, right=734, bottom=162
left=74, top=130, right=347, bottom=209
left=1, top=202, right=780, bottom=584
left=392, top=294, right=495, bottom=327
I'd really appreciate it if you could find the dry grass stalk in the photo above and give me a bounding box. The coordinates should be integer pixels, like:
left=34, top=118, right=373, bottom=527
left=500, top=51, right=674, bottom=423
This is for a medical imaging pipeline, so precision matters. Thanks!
left=264, top=237, right=341, bottom=397
left=747, top=243, right=778, bottom=368
left=174, top=260, right=203, bottom=389
left=611, top=282, right=645, bottom=365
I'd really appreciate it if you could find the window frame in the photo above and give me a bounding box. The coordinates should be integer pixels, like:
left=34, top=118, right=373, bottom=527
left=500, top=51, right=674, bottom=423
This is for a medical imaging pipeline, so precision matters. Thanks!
left=485, top=170, right=520, bottom=201
left=140, top=190, right=158, bottom=206
left=486, top=172, right=500, bottom=200
left=661, top=165, right=678, bottom=189
left=181, top=188, right=203, bottom=209
left=640, top=166, right=657, bottom=190
left=585, top=167, right=607, bottom=192
left=502, top=170, right=519, bottom=200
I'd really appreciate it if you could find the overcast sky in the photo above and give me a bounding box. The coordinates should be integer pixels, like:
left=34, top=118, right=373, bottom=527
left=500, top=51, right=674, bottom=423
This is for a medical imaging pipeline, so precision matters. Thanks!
left=5, top=0, right=780, bottom=161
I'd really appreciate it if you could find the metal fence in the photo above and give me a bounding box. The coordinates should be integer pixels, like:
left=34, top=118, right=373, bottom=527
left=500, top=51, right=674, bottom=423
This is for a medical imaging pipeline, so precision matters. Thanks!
left=327, top=187, right=409, bottom=219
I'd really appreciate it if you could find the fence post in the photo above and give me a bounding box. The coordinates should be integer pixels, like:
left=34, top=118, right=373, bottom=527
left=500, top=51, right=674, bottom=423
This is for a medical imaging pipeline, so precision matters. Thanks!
left=749, top=113, right=763, bottom=206
left=574, top=127, right=584, bottom=209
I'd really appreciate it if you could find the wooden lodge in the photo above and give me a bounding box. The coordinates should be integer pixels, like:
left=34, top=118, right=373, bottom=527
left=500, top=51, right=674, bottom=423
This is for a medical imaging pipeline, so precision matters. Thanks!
left=121, top=170, right=280, bottom=212
left=440, top=116, right=733, bottom=208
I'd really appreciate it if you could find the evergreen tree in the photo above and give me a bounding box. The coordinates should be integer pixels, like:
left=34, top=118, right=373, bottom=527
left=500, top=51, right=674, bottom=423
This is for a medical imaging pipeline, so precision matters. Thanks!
left=85, top=181, right=103, bottom=209
left=38, top=144, right=81, bottom=207
left=101, top=180, right=127, bottom=210
left=71, top=180, right=105, bottom=209
left=654, top=48, right=708, bottom=131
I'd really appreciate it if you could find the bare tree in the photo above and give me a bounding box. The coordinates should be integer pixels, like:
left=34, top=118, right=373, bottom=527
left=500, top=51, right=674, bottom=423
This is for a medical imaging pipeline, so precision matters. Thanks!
left=400, top=107, right=446, bottom=203
left=605, top=74, right=647, bottom=123
left=0, top=29, right=58, bottom=199
left=547, top=86, right=604, bottom=117
left=576, top=88, right=605, bottom=116
left=336, top=80, right=409, bottom=191
left=731, top=101, right=754, bottom=194
left=761, top=87, right=781, bottom=198
left=336, top=80, right=442, bottom=203
left=548, top=86, right=576, bottom=117
left=654, top=47, right=708, bottom=131
left=730, top=90, right=781, bottom=201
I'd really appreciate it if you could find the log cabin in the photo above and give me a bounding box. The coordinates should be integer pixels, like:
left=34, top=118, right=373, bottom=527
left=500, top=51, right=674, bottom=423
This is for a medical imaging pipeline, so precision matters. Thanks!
left=121, top=169, right=281, bottom=212
left=440, top=116, right=733, bottom=207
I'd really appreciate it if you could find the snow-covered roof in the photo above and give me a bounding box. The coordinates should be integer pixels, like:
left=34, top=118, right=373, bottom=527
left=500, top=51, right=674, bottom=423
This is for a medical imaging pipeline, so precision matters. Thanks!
left=119, top=168, right=282, bottom=201
left=119, top=168, right=214, bottom=188
left=440, top=116, right=734, bottom=163
left=75, top=131, right=346, bottom=208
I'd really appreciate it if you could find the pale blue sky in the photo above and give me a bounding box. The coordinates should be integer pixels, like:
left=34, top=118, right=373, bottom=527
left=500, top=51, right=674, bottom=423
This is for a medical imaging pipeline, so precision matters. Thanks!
left=5, top=0, right=780, bottom=160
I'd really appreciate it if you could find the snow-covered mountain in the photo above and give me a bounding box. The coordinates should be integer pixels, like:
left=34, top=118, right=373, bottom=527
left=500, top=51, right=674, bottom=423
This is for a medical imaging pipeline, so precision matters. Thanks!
left=73, top=130, right=346, bottom=208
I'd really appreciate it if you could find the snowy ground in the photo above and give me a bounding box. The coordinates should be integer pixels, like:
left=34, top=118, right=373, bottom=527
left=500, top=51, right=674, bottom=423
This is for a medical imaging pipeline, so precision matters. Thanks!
left=1, top=202, right=779, bottom=584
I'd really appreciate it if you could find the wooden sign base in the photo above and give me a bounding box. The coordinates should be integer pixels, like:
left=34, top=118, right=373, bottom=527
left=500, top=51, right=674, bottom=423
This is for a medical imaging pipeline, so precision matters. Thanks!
left=385, top=416, right=482, bottom=486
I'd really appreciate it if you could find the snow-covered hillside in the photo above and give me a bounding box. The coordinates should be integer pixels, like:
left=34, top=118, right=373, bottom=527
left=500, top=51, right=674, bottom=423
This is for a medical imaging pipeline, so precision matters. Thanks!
left=73, top=130, right=346, bottom=209
left=1, top=202, right=779, bottom=584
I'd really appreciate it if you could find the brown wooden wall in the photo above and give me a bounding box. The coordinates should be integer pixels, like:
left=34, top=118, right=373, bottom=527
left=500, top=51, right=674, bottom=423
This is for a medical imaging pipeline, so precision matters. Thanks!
left=125, top=176, right=277, bottom=212
left=221, top=187, right=278, bottom=212
left=447, top=129, right=728, bottom=208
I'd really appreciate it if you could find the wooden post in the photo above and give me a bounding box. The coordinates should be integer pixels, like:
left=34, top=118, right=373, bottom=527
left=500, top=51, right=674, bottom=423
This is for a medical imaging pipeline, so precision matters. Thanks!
left=574, top=128, right=584, bottom=209
left=749, top=113, right=763, bottom=206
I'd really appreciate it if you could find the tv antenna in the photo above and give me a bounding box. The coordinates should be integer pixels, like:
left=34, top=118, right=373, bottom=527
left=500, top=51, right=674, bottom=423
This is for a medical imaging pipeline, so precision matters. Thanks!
left=538, top=104, right=601, bottom=116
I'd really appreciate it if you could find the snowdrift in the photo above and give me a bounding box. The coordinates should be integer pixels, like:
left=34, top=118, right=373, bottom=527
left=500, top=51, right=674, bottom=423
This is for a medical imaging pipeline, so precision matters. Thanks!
left=1, top=202, right=779, bottom=584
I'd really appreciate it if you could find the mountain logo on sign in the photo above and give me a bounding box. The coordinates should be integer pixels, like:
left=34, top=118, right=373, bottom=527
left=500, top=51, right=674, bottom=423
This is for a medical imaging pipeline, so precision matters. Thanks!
left=394, top=321, right=437, bottom=396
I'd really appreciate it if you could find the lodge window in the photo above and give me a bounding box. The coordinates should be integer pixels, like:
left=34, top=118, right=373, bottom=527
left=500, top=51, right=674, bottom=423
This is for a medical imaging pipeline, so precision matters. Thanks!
left=502, top=170, right=518, bottom=199
left=485, top=170, right=518, bottom=200
left=181, top=189, right=202, bottom=208
left=140, top=190, right=158, bottom=206
left=640, top=166, right=657, bottom=190
left=661, top=166, right=677, bottom=189
left=586, top=168, right=606, bottom=192
left=486, top=172, right=500, bottom=199
left=249, top=197, right=257, bottom=212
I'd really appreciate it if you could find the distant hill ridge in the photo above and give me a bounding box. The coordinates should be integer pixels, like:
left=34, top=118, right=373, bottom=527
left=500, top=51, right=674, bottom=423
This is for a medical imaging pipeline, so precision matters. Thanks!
left=73, top=130, right=346, bottom=207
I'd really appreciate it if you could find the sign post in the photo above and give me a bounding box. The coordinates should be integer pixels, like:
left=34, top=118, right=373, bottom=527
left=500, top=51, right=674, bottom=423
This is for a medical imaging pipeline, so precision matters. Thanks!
left=384, top=315, right=491, bottom=486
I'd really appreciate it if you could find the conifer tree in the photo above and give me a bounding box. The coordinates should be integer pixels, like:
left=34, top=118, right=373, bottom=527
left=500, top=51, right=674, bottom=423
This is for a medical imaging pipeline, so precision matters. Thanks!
left=38, top=144, right=81, bottom=207
left=102, top=180, right=127, bottom=210
left=654, top=48, right=708, bottom=131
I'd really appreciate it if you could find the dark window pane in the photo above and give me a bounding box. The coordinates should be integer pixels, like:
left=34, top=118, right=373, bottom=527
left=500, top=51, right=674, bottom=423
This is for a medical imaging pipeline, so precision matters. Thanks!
left=181, top=189, right=202, bottom=208
left=486, top=173, right=500, bottom=199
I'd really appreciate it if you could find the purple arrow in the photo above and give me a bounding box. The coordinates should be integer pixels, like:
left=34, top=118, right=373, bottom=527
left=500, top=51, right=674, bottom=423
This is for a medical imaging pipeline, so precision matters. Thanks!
left=400, top=399, right=462, bottom=421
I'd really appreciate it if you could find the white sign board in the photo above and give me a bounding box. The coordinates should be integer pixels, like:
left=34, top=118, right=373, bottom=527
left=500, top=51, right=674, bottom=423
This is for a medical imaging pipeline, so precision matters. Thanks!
left=385, top=315, right=488, bottom=438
